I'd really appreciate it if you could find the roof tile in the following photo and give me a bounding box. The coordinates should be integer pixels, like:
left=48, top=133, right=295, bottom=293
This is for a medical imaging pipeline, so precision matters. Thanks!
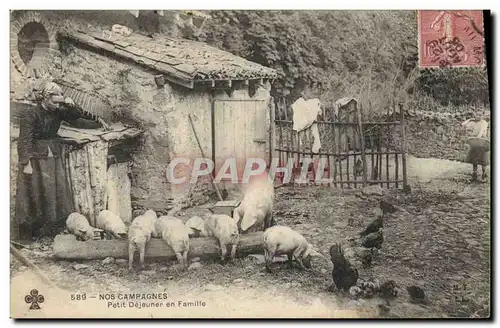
left=61, top=29, right=278, bottom=88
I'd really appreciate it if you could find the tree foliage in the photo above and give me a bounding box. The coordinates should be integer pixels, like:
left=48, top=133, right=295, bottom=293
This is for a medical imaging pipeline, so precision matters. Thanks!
left=195, top=10, right=490, bottom=112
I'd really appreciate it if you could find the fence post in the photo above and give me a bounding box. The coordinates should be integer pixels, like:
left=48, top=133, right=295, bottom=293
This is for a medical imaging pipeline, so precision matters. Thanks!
left=358, top=103, right=368, bottom=187
left=399, top=102, right=409, bottom=191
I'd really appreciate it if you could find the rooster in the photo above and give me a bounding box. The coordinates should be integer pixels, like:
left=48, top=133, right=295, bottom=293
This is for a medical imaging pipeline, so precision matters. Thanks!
left=361, top=230, right=384, bottom=249
left=359, top=217, right=383, bottom=237
left=329, top=243, right=359, bottom=293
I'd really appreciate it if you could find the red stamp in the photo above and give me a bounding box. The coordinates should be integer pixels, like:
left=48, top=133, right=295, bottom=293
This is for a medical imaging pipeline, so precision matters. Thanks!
left=418, top=10, right=485, bottom=68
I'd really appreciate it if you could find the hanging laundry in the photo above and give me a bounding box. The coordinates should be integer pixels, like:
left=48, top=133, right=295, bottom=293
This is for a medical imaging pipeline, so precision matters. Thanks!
left=291, top=97, right=323, bottom=153
left=334, top=97, right=358, bottom=119
left=128, top=10, right=140, bottom=18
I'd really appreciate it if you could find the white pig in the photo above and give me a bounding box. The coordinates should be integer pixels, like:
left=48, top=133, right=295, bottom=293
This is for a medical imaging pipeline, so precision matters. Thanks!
left=97, top=210, right=128, bottom=239
left=130, top=209, right=158, bottom=237
left=185, top=216, right=207, bottom=238
left=155, top=216, right=190, bottom=270
left=66, top=212, right=95, bottom=241
left=127, top=224, right=151, bottom=270
left=233, top=173, right=275, bottom=233
left=204, top=214, right=240, bottom=263
left=127, top=210, right=158, bottom=270
left=262, top=225, right=324, bottom=272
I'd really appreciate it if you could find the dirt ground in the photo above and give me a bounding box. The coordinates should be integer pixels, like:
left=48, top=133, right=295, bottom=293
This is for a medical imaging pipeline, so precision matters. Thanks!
left=10, top=155, right=490, bottom=319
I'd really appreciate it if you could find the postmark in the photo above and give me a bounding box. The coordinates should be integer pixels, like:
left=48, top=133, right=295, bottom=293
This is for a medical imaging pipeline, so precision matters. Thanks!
left=418, top=10, right=485, bottom=68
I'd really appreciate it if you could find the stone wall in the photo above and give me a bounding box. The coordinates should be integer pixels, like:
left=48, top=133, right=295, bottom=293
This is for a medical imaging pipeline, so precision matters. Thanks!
left=10, top=11, right=272, bottom=213
left=387, top=110, right=491, bottom=161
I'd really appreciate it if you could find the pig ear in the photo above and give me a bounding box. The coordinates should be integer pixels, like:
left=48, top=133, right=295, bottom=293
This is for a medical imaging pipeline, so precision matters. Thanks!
left=240, top=213, right=257, bottom=232
left=302, top=246, right=311, bottom=258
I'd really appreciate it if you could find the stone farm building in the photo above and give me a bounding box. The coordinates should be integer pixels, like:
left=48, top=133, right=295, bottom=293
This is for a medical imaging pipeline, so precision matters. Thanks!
left=10, top=10, right=277, bottom=227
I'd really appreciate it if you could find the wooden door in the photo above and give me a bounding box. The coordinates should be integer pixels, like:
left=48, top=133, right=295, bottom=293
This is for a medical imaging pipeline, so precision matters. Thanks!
left=213, top=99, right=268, bottom=189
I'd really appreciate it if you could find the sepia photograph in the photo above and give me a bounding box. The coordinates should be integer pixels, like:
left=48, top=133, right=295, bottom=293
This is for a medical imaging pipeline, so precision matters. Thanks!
left=8, top=7, right=492, bottom=319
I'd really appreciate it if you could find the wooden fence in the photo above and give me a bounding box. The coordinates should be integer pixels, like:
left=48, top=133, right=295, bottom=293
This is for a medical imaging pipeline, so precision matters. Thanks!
left=273, top=99, right=408, bottom=189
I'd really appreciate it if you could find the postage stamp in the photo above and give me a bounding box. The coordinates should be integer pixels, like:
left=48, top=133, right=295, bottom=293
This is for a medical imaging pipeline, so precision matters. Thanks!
left=418, top=10, right=485, bottom=68
left=9, top=9, right=491, bottom=319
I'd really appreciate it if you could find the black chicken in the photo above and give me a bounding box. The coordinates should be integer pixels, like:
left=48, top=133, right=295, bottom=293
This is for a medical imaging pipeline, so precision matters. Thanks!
left=380, top=280, right=398, bottom=299
left=407, top=286, right=426, bottom=303
left=361, top=230, right=384, bottom=249
left=359, top=217, right=383, bottom=237
left=361, top=249, right=374, bottom=268
left=329, top=244, right=359, bottom=293
left=380, top=200, right=397, bottom=216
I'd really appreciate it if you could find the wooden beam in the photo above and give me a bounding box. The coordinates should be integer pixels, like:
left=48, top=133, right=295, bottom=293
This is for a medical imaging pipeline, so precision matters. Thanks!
left=52, top=233, right=264, bottom=261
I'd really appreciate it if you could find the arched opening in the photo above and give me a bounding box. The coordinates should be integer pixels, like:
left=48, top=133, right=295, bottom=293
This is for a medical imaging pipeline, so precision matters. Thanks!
left=17, top=22, right=50, bottom=67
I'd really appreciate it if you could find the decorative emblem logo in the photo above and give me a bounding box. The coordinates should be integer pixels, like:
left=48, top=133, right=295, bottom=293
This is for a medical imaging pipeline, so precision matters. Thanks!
left=25, top=289, right=44, bottom=310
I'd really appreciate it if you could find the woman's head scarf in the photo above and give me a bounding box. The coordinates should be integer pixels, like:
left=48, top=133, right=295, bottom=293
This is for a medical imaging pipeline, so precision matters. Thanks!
left=31, top=80, right=63, bottom=102
left=41, top=82, right=63, bottom=100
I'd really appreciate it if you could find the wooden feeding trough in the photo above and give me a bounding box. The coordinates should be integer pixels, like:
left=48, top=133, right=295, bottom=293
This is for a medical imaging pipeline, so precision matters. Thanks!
left=52, top=232, right=264, bottom=261
left=210, top=200, right=241, bottom=217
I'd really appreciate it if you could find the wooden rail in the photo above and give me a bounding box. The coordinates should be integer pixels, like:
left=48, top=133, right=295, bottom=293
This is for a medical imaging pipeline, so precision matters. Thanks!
left=272, top=99, right=408, bottom=189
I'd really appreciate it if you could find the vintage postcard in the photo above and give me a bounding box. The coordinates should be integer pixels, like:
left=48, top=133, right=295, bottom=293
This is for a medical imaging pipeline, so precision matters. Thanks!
left=9, top=9, right=491, bottom=319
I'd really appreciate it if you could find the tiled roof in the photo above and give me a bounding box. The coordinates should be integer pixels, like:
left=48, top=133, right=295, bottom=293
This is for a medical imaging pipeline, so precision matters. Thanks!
left=58, top=28, right=278, bottom=89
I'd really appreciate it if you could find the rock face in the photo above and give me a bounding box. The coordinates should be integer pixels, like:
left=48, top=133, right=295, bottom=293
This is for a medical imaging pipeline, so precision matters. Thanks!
left=384, top=109, right=489, bottom=161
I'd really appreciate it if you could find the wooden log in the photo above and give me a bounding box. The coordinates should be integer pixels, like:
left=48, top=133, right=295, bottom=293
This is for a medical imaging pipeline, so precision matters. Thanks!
left=52, top=232, right=264, bottom=261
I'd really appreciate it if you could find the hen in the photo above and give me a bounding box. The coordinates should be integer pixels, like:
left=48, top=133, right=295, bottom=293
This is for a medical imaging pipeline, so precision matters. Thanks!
left=359, top=217, right=383, bottom=237
left=329, top=243, right=359, bottom=293
left=361, top=230, right=384, bottom=249
left=380, top=200, right=397, bottom=216
left=407, top=286, right=426, bottom=303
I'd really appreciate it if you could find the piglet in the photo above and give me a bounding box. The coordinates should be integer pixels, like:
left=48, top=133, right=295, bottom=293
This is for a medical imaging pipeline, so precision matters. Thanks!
left=155, top=216, right=190, bottom=270
left=262, top=225, right=324, bottom=272
left=66, top=212, right=95, bottom=241
left=204, top=214, right=240, bottom=263
left=97, top=210, right=128, bottom=239
left=127, top=210, right=158, bottom=270
left=233, top=173, right=275, bottom=233
left=185, top=215, right=207, bottom=238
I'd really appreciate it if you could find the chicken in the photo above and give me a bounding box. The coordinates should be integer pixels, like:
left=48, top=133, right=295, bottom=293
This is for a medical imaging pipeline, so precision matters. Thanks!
left=361, top=249, right=374, bottom=268
left=380, top=280, right=398, bottom=299
left=361, top=230, right=383, bottom=249
left=353, top=158, right=363, bottom=177
left=407, top=286, right=426, bottom=303
left=329, top=243, right=359, bottom=293
left=380, top=200, right=397, bottom=216
left=358, top=279, right=380, bottom=298
left=359, top=217, right=383, bottom=237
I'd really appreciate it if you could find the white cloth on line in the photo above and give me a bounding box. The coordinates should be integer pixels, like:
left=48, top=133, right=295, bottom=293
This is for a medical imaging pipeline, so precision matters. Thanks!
left=291, top=97, right=322, bottom=153
left=128, top=10, right=140, bottom=18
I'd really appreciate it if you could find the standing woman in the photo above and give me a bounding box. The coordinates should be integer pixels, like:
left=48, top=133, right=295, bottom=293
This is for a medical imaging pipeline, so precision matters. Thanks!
left=462, top=111, right=490, bottom=181
left=14, top=81, right=109, bottom=242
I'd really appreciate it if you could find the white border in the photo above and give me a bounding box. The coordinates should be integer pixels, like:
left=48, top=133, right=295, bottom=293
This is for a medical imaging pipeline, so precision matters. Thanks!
left=2, top=1, right=498, bottom=327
